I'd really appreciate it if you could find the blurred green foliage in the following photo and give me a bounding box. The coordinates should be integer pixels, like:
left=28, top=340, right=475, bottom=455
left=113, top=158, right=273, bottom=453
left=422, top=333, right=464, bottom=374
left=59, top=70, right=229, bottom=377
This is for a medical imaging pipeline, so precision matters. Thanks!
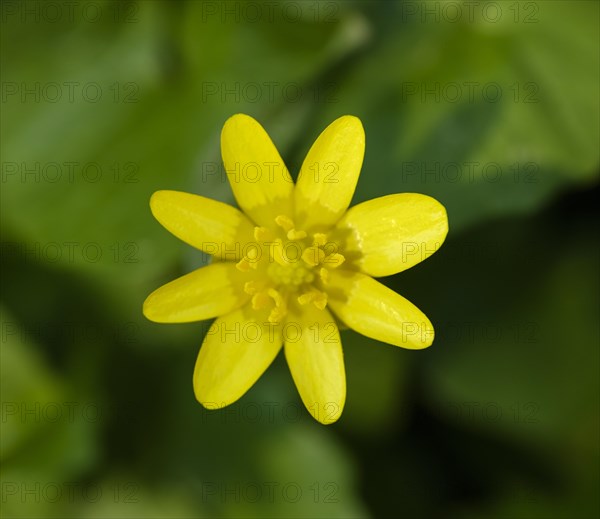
left=1, top=1, right=598, bottom=518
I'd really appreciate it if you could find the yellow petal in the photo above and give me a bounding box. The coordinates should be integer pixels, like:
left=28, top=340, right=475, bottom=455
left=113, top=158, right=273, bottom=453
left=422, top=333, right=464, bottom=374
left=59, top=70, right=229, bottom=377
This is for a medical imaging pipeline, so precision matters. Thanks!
left=221, top=114, right=294, bottom=226
left=284, top=305, right=345, bottom=424
left=335, top=193, right=448, bottom=277
left=143, top=263, right=248, bottom=323
left=294, top=116, right=365, bottom=230
left=194, top=307, right=282, bottom=407
left=327, top=270, right=434, bottom=349
left=150, top=190, right=254, bottom=260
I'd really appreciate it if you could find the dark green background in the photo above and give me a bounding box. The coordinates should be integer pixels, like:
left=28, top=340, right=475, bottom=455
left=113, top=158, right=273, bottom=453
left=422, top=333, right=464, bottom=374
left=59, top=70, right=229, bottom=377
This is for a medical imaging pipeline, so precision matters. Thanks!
left=1, top=1, right=598, bottom=518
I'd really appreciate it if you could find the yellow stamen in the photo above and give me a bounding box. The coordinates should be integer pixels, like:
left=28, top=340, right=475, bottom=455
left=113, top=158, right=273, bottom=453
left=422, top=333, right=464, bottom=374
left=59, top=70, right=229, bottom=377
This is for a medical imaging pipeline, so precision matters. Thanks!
left=319, top=267, right=329, bottom=284
left=297, top=292, right=314, bottom=305
left=244, top=281, right=263, bottom=295
left=270, top=239, right=289, bottom=266
left=268, top=307, right=286, bottom=324
left=301, top=246, right=325, bottom=267
left=236, top=258, right=251, bottom=272
left=267, top=288, right=287, bottom=323
left=287, top=229, right=307, bottom=241
left=313, top=291, right=328, bottom=310
left=236, top=250, right=259, bottom=271
left=268, top=288, right=284, bottom=307
left=313, top=233, right=327, bottom=246
left=297, top=288, right=328, bottom=310
left=246, top=246, right=259, bottom=260
left=252, top=291, right=271, bottom=310
left=275, top=215, right=295, bottom=232
left=324, top=252, right=345, bottom=268
left=254, top=226, right=274, bottom=242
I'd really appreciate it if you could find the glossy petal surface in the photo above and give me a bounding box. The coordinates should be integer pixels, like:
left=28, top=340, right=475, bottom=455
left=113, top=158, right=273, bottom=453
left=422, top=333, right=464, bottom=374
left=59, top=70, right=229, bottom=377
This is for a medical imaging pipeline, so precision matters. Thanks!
left=221, top=114, right=294, bottom=226
left=143, top=263, right=248, bottom=323
left=294, top=116, right=365, bottom=230
left=335, top=193, right=448, bottom=276
left=194, top=307, right=282, bottom=406
left=150, top=190, right=254, bottom=259
left=327, top=270, right=434, bottom=349
left=284, top=305, right=345, bottom=424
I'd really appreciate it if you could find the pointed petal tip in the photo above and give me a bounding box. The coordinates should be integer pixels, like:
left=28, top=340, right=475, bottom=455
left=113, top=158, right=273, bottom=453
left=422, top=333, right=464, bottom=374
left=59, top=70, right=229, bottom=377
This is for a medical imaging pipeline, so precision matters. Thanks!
left=148, top=189, right=164, bottom=209
left=311, top=398, right=345, bottom=425
left=193, top=372, right=231, bottom=409
left=225, top=112, right=253, bottom=123
left=142, top=292, right=165, bottom=323
left=194, top=385, right=231, bottom=410
left=402, top=317, right=435, bottom=350
left=149, top=189, right=178, bottom=216
left=417, top=328, right=435, bottom=350
left=140, top=297, right=171, bottom=324
left=141, top=297, right=154, bottom=321
left=407, top=192, right=450, bottom=238
left=332, top=114, right=365, bottom=137
left=336, top=114, right=363, bottom=124
left=221, top=113, right=258, bottom=134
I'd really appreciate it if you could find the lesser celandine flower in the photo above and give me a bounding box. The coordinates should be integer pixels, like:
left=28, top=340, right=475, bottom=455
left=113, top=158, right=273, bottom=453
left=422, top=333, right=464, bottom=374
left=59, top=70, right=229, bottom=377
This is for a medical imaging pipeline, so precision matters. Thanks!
left=143, top=114, right=448, bottom=424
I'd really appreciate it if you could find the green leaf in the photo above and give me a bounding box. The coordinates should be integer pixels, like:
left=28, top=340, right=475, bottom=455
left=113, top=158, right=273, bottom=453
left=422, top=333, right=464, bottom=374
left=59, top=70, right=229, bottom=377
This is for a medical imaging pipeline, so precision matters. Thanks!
left=291, top=1, right=599, bottom=231
left=1, top=0, right=366, bottom=306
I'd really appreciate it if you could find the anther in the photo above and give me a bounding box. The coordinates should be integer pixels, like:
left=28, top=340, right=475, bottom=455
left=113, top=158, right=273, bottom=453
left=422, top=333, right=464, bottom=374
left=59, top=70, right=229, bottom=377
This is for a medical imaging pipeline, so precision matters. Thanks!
left=254, top=226, right=274, bottom=242
left=323, top=252, right=345, bottom=268
left=301, top=246, right=325, bottom=267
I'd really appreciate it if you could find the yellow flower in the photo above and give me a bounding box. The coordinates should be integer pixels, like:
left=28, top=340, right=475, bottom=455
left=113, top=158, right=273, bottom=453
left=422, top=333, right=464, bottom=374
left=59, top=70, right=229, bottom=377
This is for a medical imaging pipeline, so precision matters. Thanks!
left=143, top=114, right=448, bottom=424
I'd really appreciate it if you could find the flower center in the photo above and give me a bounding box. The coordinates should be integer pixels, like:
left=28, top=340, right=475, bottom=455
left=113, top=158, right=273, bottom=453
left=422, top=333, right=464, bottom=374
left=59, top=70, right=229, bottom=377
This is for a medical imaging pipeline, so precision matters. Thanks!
left=267, top=261, right=314, bottom=287
left=236, top=215, right=346, bottom=324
